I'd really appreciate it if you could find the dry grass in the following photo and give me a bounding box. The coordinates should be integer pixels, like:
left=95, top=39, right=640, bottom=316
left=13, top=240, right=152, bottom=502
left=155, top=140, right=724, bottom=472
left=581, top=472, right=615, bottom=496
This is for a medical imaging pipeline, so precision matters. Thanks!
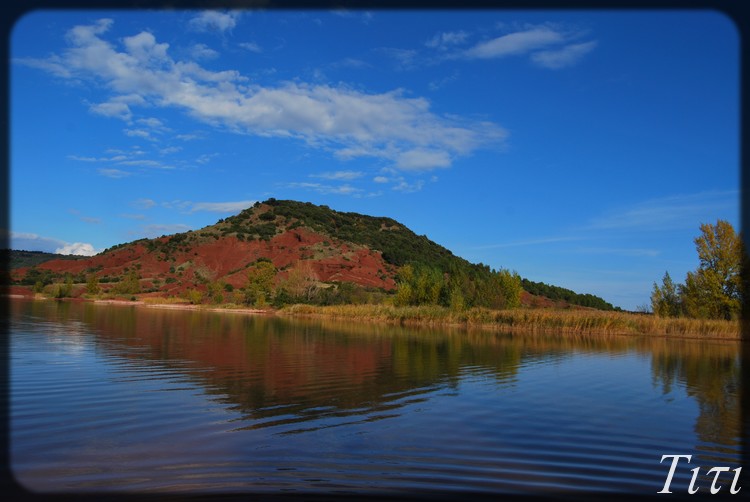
left=141, top=296, right=191, bottom=305
left=279, top=304, right=741, bottom=340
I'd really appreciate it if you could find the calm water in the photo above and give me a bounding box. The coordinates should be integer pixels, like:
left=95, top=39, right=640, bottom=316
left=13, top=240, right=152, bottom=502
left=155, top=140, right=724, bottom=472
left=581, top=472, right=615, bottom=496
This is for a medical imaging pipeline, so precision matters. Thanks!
left=9, top=299, right=743, bottom=496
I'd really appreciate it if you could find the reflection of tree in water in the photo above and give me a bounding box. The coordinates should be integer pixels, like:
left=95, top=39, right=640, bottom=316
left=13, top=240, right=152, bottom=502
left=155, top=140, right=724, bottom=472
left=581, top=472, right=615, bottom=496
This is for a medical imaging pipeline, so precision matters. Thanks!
left=55, top=303, right=530, bottom=430
left=649, top=339, right=740, bottom=462
left=17, top=299, right=741, bottom=448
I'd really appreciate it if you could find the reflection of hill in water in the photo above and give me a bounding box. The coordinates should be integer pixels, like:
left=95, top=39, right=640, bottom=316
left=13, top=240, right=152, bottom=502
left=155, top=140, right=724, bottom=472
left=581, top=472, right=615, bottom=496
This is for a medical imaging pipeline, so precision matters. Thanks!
left=15, top=299, right=741, bottom=443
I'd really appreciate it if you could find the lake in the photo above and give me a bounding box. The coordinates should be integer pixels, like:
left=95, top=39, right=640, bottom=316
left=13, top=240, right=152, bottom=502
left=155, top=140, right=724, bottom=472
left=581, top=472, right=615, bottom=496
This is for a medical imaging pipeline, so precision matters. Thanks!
left=8, top=298, right=743, bottom=497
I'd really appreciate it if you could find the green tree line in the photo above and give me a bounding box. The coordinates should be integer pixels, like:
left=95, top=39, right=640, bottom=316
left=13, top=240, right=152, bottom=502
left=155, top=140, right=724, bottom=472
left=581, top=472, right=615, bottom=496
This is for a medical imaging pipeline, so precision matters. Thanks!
left=393, top=262, right=522, bottom=310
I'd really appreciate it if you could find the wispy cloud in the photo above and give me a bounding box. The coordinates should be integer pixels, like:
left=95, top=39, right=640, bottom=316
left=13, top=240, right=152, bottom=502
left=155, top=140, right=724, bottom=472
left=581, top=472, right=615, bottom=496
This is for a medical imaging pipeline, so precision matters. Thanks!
left=531, top=41, right=598, bottom=70
left=10, top=231, right=66, bottom=253
left=70, top=146, right=173, bottom=174
left=238, top=41, right=262, bottom=53
left=329, top=57, right=370, bottom=69
left=473, top=236, right=582, bottom=250
left=190, top=200, right=256, bottom=213
left=587, top=190, right=739, bottom=232
left=311, top=170, right=364, bottom=181
left=124, top=128, right=151, bottom=139
left=464, top=26, right=564, bottom=59
left=285, top=182, right=362, bottom=195
left=89, top=101, right=132, bottom=121
left=189, top=10, right=242, bottom=33
left=120, top=213, right=147, bottom=220
left=190, top=43, right=219, bottom=60
left=132, top=198, right=156, bottom=210
left=9, top=231, right=99, bottom=255
left=426, top=31, right=469, bottom=49
left=130, top=197, right=254, bottom=214
left=460, top=24, right=596, bottom=69
left=19, top=19, right=505, bottom=173
left=574, top=247, right=660, bottom=257
left=392, top=179, right=425, bottom=193
left=377, top=47, right=421, bottom=70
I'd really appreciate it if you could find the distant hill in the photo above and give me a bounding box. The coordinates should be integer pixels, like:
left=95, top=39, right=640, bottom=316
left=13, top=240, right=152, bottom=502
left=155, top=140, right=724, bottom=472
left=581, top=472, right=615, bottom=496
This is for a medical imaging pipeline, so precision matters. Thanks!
left=3, top=249, right=84, bottom=270
left=8, top=199, right=617, bottom=310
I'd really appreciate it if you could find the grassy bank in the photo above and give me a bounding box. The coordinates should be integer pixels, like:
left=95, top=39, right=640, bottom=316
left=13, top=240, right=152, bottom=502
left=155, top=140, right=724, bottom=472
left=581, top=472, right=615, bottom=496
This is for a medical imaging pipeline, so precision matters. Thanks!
left=279, top=304, right=741, bottom=340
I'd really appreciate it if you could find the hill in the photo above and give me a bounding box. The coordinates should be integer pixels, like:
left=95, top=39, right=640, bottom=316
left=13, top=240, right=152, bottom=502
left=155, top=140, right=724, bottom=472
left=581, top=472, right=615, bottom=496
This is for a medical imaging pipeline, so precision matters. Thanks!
left=7, top=199, right=617, bottom=310
left=3, top=249, right=84, bottom=269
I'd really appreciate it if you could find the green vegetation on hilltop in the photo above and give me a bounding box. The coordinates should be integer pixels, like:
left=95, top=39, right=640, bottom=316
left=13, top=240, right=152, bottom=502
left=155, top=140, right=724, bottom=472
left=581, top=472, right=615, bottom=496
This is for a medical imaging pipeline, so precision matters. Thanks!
left=232, top=198, right=465, bottom=269
left=521, top=279, right=618, bottom=311
left=3, top=249, right=84, bottom=270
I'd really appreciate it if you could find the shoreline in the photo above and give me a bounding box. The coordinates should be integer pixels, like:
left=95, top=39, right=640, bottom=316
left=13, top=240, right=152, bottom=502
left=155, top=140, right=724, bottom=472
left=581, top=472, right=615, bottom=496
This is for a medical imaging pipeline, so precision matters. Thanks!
left=6, top=293, right=742, bottom=341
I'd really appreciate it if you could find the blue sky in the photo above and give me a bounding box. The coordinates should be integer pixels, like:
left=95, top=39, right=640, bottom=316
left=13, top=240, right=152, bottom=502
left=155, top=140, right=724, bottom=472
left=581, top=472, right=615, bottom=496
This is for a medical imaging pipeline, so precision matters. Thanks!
left=9, top=9, right=739, bottom=311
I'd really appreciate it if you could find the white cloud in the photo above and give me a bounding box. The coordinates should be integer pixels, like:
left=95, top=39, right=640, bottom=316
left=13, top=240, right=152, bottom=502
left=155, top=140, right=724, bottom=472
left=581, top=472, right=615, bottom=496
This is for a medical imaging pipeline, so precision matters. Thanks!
left=426, top=31, right=469, bottom=49
left=189, top=10, right=241, bottom=33
left=24, top=19, right=506, bottom=174
left=137, top=117, right=166, bottom=129
left=10, top=231, right=66, bottom=253
left=132, top=198, right=156, bottom=210
left=311, top=170, right=364, bottom=181
left=118, top=159, right=171, bottom=169
left=531, top=41, right=598, bottom=69
left=195, top=153, right=219, bottom=164
left=176, top=133, right=201, bottom=141
left=373, top=176, right=389, bottom=183
left=285, top=182, right=362, bottom=195
left=98, top=168, right=131, bottom=178
left=460, top=25, right=597, bottom=69
left=68, top=155, right=98, bottom=162
left=395, top=149, right=452, bottom=171
left=124, top=128, right=150, bottom=138
left=464, top=26, right=564, bottom=59
left=330, top=57, right=370, bottom=69
left=239, top=42, right=262, bottom=53
left=190, top=200, right=256, bottom=213
left=191, top=43, right=220, bottom=60
left=428, top=71, right=459, bottom=91
left=56, top=242, right=99, bottom=256
left=89, top=101, right=132, bottom=121
left=161, top=200, right=193, bottom=211
left=392, top=179, right=425, bottom=193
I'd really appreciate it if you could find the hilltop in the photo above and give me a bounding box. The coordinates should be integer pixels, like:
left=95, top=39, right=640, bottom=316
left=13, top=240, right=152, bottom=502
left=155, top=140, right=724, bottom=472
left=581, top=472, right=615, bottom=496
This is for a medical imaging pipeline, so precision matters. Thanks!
left=7, top=199, right=616, bottom=311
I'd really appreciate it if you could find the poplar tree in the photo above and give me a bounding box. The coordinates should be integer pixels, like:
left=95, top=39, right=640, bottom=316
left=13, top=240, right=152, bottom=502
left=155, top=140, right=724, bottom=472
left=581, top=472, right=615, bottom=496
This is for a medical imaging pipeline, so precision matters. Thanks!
left=651, top=271, right=682, bottom=317
left=681, top=220, right=743, bottom=320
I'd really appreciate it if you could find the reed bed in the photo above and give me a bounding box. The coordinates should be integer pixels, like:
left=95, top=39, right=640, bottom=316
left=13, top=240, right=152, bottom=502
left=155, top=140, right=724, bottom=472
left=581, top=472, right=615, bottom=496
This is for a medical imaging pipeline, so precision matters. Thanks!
left=279, top=304, right=741, bottom=340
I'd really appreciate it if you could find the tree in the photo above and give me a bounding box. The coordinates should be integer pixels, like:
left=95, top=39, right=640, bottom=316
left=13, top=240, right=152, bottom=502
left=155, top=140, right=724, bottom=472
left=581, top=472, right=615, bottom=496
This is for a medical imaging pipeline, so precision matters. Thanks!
left=86, top=274, right=101, bottom=295
left=654, top=220, right=744, bottom=320
left=245, top=260, right=277, bottom=307
left=113, top=269, right=141, bottom=295
left=279, top=261, right=320, bottom=303
left=682, top=220, right=743, bottom=320
left=651, top=271, right=682, bottom=317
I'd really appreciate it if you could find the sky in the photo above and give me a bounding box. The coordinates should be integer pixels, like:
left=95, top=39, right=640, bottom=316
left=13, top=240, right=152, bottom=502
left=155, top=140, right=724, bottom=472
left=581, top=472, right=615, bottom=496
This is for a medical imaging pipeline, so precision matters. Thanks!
left=8, top=9, right=739, bottom=311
